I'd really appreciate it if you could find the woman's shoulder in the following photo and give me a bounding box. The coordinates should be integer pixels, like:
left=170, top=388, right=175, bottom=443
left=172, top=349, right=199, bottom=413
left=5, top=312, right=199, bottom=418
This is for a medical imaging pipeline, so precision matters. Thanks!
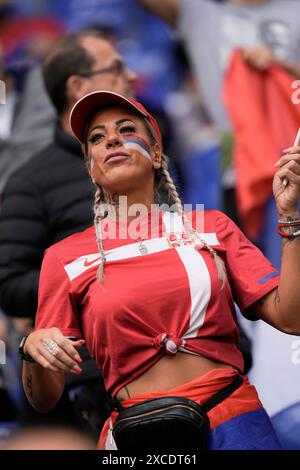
left=188, top=209, right=239, bottom=247
left=44, top=225, right=96, bottom=264
left=189, top=209, right=231, bottom=231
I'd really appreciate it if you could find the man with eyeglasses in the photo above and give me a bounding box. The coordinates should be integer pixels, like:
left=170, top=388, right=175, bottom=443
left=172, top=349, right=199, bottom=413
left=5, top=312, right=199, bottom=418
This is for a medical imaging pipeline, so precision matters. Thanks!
left=77, top=61, right=126, bottom=79
left=0, top=30, right=136, bottom=438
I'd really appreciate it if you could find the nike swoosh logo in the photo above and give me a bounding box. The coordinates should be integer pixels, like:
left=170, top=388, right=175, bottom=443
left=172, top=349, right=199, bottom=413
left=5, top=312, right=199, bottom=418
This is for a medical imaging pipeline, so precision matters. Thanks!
left=84, top=257, right=101, bottom=267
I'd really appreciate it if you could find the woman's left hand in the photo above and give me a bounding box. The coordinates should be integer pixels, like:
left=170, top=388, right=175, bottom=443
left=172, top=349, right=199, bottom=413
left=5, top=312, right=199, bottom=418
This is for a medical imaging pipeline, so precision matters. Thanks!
left=273, top=146, right=300, bottom=217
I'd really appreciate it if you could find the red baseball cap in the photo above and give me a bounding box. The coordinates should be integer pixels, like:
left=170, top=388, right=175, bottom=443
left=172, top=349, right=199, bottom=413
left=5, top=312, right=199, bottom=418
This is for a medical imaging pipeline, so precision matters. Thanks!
left=69, top=90, right=162, bottom=148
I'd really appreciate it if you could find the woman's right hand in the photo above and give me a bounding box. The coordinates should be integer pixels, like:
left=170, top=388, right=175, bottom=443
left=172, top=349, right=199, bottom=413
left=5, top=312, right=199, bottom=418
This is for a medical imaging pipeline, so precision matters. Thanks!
left=24, top=327, right=85, bottom=375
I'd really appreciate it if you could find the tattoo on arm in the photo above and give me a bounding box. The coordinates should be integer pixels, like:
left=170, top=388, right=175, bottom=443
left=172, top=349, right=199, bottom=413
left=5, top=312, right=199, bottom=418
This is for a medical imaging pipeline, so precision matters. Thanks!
left=26, top=374, right=33, bottom=399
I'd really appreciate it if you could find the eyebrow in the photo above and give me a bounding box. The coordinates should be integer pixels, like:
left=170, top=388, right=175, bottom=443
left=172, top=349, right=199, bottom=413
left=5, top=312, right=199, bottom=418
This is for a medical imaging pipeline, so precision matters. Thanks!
left=89, top=118, right=135, bottom=134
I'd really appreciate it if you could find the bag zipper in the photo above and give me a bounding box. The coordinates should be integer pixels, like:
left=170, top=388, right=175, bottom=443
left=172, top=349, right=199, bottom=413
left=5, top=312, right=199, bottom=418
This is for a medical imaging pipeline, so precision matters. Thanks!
left=116, top=404, right=203, bottom=423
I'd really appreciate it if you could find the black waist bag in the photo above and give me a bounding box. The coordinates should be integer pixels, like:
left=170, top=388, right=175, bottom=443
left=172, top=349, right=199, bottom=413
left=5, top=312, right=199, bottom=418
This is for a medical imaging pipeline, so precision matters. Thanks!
left=112, top=374, right=243, bottom=451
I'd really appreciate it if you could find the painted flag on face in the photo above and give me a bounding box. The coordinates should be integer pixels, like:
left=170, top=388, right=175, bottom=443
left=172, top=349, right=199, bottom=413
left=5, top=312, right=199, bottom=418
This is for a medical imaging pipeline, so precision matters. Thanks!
left=123, top=136, right=152, bottom=161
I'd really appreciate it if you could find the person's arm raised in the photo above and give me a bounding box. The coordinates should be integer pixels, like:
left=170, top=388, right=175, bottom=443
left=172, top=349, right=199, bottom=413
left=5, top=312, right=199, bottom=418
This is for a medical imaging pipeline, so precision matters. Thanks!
left=22, top=328, right=84, bottom=413
left=247, top=146, right=300, bottom=335
left=136, top=0, right=179, bottom=27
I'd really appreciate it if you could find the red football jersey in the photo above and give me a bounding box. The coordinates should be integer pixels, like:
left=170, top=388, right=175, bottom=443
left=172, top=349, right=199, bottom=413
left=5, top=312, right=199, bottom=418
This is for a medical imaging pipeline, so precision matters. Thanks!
left=35, top=210, right=279, bottom=396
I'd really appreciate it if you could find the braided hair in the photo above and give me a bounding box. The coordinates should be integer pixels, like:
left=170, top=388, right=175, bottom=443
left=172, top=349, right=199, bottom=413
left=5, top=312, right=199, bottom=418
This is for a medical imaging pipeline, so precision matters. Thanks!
left=93, top=186, right=107, bottom=281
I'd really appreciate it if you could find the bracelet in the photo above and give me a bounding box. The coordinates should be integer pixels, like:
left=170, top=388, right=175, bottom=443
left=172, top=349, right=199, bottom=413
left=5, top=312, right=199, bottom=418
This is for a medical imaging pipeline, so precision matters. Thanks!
left=19, top=335, right=36, bottom=363
left=278, top=219, right=300, bottom=225
left=277, top=224, right=300, bottom=239
left=278, top=216, right=300, bottom=239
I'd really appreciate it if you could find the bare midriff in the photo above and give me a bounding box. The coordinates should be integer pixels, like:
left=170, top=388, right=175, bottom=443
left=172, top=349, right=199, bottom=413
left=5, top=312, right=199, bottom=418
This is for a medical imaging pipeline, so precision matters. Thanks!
left=115, top=352, right=235, bottom=401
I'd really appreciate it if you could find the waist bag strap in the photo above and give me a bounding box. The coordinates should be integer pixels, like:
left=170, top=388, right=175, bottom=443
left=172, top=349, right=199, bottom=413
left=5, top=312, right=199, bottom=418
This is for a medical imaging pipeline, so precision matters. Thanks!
left=202, top=374, right=243, bottom=413
left=112, top=374, right=243, bottom=413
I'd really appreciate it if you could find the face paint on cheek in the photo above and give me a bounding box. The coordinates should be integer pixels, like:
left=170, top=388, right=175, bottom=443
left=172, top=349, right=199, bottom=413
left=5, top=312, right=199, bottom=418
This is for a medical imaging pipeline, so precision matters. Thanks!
left=123, top=136, right=152, bottom=161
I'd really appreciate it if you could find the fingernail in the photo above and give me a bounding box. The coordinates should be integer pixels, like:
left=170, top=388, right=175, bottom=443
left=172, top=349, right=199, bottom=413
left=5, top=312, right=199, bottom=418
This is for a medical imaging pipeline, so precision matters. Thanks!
left=283, top=147, right=291, bottom=152
left=73, top=365, right=82, bottom=374
left=274, top=159, right=281, bottom=167
left=75, top=355, right=82, bottom=363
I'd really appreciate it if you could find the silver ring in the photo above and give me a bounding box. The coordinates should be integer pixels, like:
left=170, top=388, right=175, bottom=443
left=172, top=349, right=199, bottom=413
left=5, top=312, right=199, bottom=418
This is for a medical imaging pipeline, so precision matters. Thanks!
left=42, top=338, right=59, bottom=357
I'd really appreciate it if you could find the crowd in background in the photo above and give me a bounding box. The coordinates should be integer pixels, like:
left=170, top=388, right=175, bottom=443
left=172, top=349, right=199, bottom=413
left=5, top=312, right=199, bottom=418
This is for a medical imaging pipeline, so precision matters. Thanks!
left=0, top=0, right=299, bottom=450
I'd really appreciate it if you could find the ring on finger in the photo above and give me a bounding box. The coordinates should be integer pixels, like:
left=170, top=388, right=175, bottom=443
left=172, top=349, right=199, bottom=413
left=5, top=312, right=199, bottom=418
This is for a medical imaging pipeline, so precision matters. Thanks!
left=42, top=338, right=59, bottom=357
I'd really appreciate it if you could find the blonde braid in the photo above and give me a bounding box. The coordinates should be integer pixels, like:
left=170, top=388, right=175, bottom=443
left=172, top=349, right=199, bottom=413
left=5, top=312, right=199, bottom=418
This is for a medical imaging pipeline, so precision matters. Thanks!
left=160, top=154, right=226, bottom=288
left=160, top=154, right=183, bottom=216
left=93, top=185, right=107, bottom=281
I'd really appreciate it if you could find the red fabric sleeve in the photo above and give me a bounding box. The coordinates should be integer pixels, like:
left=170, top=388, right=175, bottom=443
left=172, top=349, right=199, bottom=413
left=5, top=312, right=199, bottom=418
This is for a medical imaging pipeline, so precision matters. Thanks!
left=215, top=211, right=279, bottom=317
left=35, top=248, right=82, bottom=338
